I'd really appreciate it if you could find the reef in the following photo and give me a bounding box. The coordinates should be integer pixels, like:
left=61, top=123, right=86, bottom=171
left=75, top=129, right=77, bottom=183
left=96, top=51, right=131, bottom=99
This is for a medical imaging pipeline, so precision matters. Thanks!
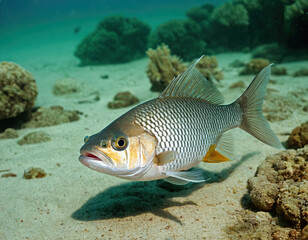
left=293, top=68, right=308, bottom=77
left=248, top=147, right=308, bottom=228
left=195, top=56, right=224, bottom=81
left=75, top=16, right=150, bottom=65
left=251, top=43, right=288, bottom=63
left=23, top=167, right=46, bottom=179
left=229, top=59, right=245, bottom=68
left=0, top=128, right=18, bottom=139
left=0, top=62, right=38, bottom=119
left=287, top=121, right=308, bottom=149
left=146, top=44, right=186, bottom=91
left=17, top=131, right=51, bottom=145
left=23, top=106, right=80, bottom=128
left=239, top=58, right=270, bottom=75
left=107, top=91, right=139, bottom=109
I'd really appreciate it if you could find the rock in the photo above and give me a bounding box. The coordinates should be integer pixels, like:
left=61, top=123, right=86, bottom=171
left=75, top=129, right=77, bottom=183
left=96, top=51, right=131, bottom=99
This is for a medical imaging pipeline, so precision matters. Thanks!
left=287, top=121, right=308, bottom=149
left=52, top=77, right=82, bottom=96
left=23, top=106, right=80, bottom=128
left=248, top=147, right=308, bottom=228
left=0, top=62, right=38, bottom=119
left=239, top=58, right=270, bottom=75
left=252, top=43, right=287, bottom=63
left=272, top=66, right=288, bottom=76
left=108, top=91, right=139, bottom=109
left=229, top=80, right=246, bottom=89
left=0, top=128, right=18, bottom=139
left=146, top=44, right=186, bottom=92
left=23, top=167, right=46, bottom=179
left=293, top=68, right=308, bottom=77
left=17, top=131, right=51, bottom=145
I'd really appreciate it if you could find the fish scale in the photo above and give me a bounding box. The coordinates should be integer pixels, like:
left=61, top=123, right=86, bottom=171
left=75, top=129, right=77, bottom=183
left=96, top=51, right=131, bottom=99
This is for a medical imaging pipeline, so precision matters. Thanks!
left=134, top=97, right=242, bottom=171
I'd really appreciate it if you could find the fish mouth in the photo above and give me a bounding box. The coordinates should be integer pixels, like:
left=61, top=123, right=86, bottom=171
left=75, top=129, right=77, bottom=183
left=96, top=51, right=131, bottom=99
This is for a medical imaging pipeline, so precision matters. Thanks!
left=79, top=148, right=115, bottom=170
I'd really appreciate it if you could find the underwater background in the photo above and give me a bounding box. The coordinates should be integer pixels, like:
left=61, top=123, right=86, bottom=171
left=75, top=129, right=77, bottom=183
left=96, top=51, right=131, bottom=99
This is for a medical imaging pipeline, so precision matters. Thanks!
left=0, top=0, right=307, bottom=239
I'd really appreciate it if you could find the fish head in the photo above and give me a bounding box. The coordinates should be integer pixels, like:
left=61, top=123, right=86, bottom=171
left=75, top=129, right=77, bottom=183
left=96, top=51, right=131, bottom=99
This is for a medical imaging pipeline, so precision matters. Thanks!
left=79, top=117, right=157, bottom=177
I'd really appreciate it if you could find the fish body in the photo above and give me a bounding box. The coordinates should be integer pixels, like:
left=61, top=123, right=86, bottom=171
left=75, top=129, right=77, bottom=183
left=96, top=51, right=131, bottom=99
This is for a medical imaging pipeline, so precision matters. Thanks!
left=79, top=57, right=283, bottom=185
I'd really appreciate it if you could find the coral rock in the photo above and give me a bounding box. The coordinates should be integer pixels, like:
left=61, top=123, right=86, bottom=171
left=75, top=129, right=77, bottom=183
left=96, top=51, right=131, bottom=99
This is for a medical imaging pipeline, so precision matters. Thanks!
left=23, top=106, right=79, bottom=128
left=146, top=44, right=186, bottom=92
left=287, top=121, right=308, bottom=149
left=0, top=62, right=38, bottom=119
left=229, top=80, right=246, bottom=89
left=248, top=147, right=308, bottom=228
left=272, top=66, right=288, bottom=76
left=195, top=56, right=224, bottom=81
left=23, top=167, right=46, bottom=179
left=108, top=91, right=139, bottom=109
left=239, top=58, right=270, bottom=75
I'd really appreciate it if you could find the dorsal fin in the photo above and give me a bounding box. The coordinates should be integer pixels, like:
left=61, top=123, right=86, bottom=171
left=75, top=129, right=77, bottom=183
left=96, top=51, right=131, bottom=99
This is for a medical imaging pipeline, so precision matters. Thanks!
left=159, top=56, right=224, bottom=105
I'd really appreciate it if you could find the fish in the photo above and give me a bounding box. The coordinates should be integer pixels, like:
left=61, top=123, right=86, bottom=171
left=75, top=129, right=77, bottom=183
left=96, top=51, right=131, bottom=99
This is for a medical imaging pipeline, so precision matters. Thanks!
left=79, top=57, right=284, bottom=185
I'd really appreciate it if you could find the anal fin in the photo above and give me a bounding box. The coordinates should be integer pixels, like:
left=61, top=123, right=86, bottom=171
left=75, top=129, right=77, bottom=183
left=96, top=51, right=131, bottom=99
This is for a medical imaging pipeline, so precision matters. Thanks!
left=202, top=144, right=231, bottom=163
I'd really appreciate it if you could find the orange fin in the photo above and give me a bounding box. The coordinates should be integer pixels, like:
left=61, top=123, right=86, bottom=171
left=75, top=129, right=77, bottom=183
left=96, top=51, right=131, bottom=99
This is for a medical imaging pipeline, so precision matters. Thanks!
left=202, top=144, right=231, bottom=163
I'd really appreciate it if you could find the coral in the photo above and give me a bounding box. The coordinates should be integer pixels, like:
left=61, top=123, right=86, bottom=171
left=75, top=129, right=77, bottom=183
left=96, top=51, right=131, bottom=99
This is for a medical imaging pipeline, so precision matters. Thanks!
left=52, top=77, right=82, bottom=96
left=287, top=121, right=308, bottom=149
left=195, top=56, right=224, bottom=81
left=248, top=147, right=308, bottom=227
left=252, top=43, right=287, bottom=63
left=146, top=44, right=186, bottom=91
left=23, top=106, right=79, bottom=128
left=293, top=68, right=308, bottom=77
left=17, top=131, right=51, bottom=145
left=284, top=0, right=308, bottom=48
left=150, top=19, right=206, bottom=61
left=239, top=59, right=270, bottom=75
left=0, top=128, right=18, bottom=139
left=108, top=91, right=139, bottom=109
left=229, top=81, right=246, bottom=89
left=263, top=93, right=301, bottom=121
left=208, top=2, right=249, bottom=49
left=23, top=167, right=46, bottom=179
left=0, top=62, right=38, bottom=119
left=75, top=16, right=150, bottom=65
left=272, top=66, right=288, bottom=76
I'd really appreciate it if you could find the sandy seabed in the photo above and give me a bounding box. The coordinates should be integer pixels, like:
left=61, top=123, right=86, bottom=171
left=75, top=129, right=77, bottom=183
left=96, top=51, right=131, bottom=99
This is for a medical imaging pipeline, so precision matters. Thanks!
left=0, top=20, right=307, bottom=240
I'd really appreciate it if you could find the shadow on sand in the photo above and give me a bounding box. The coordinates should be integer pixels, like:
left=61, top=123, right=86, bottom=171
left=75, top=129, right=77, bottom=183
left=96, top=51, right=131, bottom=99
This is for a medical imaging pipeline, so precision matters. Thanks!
left=72, top=152, right=258, bottom=224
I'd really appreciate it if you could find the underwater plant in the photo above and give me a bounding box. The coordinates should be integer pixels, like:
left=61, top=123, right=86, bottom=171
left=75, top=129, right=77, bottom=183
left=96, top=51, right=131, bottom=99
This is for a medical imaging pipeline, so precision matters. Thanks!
left=75, top=16, right=150, bottom=65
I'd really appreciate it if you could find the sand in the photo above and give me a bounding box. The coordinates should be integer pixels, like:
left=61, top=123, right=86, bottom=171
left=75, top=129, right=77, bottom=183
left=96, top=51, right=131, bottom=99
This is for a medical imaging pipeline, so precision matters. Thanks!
left=0, top=19, right=308, bottom=240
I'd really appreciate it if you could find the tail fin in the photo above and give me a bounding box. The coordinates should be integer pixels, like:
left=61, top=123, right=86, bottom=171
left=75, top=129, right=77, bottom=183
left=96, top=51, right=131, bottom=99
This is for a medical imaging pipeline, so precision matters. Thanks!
left=235, top=65, right=284, bottom=149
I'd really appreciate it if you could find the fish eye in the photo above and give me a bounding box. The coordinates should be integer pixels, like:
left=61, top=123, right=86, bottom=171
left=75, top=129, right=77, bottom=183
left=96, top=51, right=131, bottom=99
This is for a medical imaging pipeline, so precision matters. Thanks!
left=84, top=136, right=90, bottom=143
left=100, top=140, right=107, bottom=148
left=112, top=136, right=128, bottom=151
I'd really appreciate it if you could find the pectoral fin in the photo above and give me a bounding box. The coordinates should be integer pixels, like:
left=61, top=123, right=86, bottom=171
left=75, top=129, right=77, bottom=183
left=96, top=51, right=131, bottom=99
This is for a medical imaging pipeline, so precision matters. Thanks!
left=202, top=144, right=231, bottom=163
left=163, top=168, right=206, bottom=184
left=155, top=151, right=177, bottom=166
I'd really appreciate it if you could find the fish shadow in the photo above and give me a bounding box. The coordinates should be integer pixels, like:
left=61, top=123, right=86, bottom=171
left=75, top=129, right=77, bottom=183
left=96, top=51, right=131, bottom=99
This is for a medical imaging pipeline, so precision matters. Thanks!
left=72, top=152, right=257, bottom=224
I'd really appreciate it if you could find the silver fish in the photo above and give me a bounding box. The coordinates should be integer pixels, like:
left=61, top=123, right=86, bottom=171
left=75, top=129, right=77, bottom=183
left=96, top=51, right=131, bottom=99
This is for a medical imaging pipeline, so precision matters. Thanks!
left=79, top=57, right=283, bottom=185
